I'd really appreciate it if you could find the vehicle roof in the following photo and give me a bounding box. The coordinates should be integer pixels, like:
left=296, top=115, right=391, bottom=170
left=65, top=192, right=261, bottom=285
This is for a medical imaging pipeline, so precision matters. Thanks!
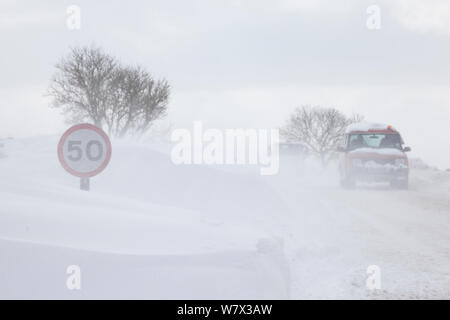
left=345, top=122, right=399, bottom=134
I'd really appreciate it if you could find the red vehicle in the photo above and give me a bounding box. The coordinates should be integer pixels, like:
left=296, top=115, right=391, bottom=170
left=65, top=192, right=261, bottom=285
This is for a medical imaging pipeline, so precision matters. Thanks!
left=338, top=123, right=411, bottom=189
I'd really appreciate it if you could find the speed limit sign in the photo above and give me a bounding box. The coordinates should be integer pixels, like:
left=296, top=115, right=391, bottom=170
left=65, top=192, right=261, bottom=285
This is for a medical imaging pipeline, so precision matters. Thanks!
left=58, top=124, right=112, bottom=190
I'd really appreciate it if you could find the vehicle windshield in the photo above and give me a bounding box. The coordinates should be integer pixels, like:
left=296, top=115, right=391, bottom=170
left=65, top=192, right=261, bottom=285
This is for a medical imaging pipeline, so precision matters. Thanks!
left=348, top=133, right=403, bottom=150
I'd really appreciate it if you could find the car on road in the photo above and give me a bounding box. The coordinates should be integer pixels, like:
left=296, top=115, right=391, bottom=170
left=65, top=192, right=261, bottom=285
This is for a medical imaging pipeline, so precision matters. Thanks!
left=338, top=122, right=411, bottom=189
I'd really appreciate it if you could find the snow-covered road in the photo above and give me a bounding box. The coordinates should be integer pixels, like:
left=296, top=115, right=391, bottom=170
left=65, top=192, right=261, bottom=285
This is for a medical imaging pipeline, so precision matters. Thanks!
left=1, top=138, right=449, bottom=299
left=270, top=158, right=450, bottom=299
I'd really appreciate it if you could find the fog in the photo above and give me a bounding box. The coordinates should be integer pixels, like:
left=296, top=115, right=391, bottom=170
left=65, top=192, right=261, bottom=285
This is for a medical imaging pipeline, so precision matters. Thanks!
left=1, top=0, right=450, bottom=168
left=1, top=0, right=450, bottom=300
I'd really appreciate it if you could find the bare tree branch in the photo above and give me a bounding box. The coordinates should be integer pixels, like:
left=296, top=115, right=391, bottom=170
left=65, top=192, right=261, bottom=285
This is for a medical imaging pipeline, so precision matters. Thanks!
left=47, top=46, right=170, bottom=138
left=280, top=105, right=363, bottom=166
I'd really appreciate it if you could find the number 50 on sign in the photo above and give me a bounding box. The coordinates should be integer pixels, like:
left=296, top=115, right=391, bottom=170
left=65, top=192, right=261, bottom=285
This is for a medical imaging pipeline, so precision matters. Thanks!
left=58, top=124, right=112, bottom=191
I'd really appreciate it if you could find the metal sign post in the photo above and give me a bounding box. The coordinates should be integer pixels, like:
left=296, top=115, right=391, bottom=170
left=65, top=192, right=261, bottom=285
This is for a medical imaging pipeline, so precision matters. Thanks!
left=80, top=177, right=90, bottom=191
left=58, top=124, right=112, bottom=191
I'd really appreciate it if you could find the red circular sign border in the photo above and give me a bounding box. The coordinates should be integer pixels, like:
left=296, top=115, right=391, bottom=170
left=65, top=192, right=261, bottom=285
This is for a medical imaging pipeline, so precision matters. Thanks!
left=58, top=123, right=112, bottom=178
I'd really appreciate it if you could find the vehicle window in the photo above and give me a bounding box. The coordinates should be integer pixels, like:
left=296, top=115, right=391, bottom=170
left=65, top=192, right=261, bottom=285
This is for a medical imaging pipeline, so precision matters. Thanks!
left=348, top=133, right=402, bottom=150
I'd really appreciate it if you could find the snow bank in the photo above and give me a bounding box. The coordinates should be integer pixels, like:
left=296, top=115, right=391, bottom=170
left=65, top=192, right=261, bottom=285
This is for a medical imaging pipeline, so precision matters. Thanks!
left=3, top=136, right=450, bottom=299
left=409, top=166, right=450, bottom=192
left=0, top=137, right=289, bottom=299
left=0, top=238, right=289, bottom=299
left=409, top=157, right=430, bottom=170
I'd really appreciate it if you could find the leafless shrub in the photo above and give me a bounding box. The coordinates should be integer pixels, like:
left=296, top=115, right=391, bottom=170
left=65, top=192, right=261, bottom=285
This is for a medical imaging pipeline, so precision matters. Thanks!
left=281, top=105, right=363, bottom=166
left=47, top=46, right=170, bottom=138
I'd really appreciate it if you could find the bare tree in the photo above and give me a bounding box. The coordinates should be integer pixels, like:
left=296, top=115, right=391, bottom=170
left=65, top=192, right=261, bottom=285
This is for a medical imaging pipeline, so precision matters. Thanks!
left=280, top=105, right=363, bottom=166
left=106, top=66, right=169, bottom=137
left=47, top=46, right=117, bottom=127
left=47, top=46, right=170, bottom=137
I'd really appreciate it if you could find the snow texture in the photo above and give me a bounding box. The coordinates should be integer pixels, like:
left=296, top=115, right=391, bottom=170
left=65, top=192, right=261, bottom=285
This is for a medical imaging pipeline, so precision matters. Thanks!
left=1, top=137, right=450, bottom=299
left=349, top=148, right=405, bottom=157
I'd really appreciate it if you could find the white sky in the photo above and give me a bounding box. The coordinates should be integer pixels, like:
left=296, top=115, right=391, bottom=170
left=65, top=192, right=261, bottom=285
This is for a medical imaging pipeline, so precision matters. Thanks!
left=1, top=0, right=450, bottom=169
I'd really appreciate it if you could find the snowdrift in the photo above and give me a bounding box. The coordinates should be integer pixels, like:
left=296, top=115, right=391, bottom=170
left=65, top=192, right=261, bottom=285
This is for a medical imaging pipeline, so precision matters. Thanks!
left=0, top=137, right=289, bottom=299
left=2, top=136, right=450, bottom=299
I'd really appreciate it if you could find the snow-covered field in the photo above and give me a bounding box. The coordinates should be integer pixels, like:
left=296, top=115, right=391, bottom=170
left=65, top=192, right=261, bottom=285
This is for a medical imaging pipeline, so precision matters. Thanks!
left=1, top=137, right=449, bottom=299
